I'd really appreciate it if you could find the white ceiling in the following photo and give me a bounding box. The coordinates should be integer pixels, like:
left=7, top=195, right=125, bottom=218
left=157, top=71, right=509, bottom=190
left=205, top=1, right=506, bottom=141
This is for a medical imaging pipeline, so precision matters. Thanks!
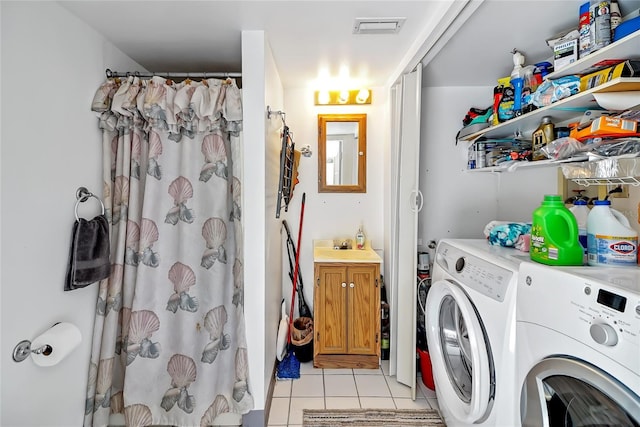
left=424, top=0, right=640, bottom=87
left=59, top=0, right=457, bottom=88
left=60, top=0, right=640, bottom=89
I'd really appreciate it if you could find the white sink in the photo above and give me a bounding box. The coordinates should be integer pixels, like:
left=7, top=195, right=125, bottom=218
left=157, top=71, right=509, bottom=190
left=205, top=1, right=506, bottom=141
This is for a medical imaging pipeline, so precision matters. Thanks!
left=313, top=239, right=382, bottom=263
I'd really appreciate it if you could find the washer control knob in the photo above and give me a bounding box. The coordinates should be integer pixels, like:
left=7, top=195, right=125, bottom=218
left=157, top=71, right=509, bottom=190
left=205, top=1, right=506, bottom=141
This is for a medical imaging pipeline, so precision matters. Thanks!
left=590, top=323, right=618, bottom=346
left=455, top=257, right=465, bottom=273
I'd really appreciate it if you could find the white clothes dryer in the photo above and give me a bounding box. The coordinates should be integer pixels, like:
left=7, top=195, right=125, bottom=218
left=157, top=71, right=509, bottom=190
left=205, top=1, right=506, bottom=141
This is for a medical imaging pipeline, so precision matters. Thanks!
left=516, top=262, right=640, bottom=426
left=426, top=239, right=526, bottom=426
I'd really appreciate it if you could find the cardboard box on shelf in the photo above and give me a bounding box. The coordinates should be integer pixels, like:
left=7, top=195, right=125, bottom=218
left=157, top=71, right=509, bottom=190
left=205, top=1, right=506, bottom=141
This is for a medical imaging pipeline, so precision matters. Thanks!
left=571, top=116, right=638, bottom=140
left=580, top=60, right=640, bottom=91
left=576, top=59, right=626, bottom=76
left=553, top=38, right=578, bottom=72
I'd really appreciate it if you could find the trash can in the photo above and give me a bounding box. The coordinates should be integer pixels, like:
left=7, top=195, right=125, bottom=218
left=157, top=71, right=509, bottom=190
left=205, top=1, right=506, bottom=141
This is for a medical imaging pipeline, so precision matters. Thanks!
left=417, top=348, right=435, bottom=390
left=292, top=317, right=314, bottom=363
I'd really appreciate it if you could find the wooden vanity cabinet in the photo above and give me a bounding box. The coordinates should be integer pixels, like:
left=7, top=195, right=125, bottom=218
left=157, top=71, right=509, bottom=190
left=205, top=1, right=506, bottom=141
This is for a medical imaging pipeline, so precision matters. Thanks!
left=313, top=262, right=380, bottom=369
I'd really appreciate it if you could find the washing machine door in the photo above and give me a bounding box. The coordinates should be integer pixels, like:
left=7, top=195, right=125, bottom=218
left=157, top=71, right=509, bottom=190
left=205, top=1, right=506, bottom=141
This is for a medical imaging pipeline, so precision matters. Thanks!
left=426, top=279, right=495, bottom=424
left=521, top=357, right=640, bottom=427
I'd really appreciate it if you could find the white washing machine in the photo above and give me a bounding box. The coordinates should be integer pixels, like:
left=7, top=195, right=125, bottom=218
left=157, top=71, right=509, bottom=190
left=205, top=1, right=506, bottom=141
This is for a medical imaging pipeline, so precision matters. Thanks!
left=516, top=262, right=640, bottom=426
left=426, top=239, right=526, bottom=426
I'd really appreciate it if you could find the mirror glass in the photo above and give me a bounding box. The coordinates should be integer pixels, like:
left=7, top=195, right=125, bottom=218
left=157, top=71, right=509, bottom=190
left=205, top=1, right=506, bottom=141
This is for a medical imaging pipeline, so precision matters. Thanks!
left=318, top=114, right=366, bottom=193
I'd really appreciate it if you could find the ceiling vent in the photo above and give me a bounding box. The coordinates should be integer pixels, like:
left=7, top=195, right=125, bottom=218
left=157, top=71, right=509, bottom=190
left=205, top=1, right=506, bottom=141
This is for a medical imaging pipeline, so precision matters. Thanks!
left=353, top=18, right=406, bottom=35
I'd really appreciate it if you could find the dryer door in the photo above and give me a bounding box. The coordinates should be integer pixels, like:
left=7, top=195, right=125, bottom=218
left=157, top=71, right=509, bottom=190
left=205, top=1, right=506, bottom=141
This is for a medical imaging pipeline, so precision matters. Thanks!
left=521, top=357, right=640, bottom=427
left=426, top=279, right=495, bottom=424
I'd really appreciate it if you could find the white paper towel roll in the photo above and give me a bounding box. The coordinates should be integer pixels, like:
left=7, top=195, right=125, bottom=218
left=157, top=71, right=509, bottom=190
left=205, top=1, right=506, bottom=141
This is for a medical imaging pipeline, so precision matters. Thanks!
left=30, top=322, right=81, bottom=367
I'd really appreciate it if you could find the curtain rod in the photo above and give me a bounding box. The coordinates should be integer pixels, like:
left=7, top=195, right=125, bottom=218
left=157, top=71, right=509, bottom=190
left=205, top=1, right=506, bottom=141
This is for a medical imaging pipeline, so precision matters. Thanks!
left=105, top=68, right=241, bottom=79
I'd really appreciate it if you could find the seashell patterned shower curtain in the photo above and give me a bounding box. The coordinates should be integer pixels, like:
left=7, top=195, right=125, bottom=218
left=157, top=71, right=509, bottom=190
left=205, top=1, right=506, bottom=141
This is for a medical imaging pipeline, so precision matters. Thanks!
left=84, top=75, right=253, bottom=427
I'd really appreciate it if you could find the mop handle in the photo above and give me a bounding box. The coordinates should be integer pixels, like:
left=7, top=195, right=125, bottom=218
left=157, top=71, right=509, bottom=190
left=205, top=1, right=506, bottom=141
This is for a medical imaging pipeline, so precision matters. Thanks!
left=288, top=193, right=306, bottom=344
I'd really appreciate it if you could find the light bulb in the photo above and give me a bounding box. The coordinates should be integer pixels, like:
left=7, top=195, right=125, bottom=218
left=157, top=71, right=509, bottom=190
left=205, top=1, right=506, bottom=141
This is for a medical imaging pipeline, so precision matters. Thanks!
left=338, top=90, right=350, bottom=104
left=356, top=89, right=370, bottom=104
left=317, top=90, right=330, bottom=105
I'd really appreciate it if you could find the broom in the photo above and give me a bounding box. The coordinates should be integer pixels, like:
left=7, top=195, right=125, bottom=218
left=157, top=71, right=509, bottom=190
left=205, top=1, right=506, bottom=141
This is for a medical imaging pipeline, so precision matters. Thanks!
left=276, top=193, right=306, bottom=380
left=283, top=219, right=312, bottom=319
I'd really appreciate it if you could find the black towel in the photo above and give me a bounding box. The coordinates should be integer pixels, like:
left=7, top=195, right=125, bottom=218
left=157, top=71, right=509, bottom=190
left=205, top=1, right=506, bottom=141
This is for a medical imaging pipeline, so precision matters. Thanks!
left=65, top=214, right=110, bottom=291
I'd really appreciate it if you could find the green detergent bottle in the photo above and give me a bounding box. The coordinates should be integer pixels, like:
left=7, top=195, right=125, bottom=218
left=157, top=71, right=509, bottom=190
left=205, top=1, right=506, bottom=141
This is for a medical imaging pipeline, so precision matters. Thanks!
left=530, top=194, right=584, bottom=266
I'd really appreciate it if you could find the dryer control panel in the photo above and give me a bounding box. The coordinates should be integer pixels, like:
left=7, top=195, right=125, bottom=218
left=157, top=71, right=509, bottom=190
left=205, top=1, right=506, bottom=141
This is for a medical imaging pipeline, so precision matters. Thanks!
left=435, top=242, right=515, bottom=302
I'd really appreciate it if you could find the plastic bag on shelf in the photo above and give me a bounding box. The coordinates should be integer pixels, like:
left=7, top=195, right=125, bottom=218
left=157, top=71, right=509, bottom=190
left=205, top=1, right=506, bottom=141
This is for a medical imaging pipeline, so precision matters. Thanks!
left=541, top=137, right=585, bottom=160
left=562, top=155, right=640, bottom=179
left=527, top=75, right=580, bottom=108
left=544, top=137, right=640, bottom=161
left=591, top=138, right=640, bottom=157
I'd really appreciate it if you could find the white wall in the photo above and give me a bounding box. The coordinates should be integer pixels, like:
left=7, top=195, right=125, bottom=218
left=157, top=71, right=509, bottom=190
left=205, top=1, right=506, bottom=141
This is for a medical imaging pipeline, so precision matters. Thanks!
left=241, top=31, right=265, bottom=416
left=1, top=2, right=145, bottom=426
left=241, top=30, right=286, bottom=418
left=419, top=85, right=567, bottom=247
left=496, top=167, right=558, bottom=221
left=419, top=86, right=499, bottom=244
left=282, top=88, right=388, bottom=311
left=263, top=36, right=286, bottom=400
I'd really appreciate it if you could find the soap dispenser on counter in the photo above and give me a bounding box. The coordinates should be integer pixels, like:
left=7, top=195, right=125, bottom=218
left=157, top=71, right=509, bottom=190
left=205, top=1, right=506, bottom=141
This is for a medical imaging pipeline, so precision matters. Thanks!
left=356, top=225, right=365, bottom=249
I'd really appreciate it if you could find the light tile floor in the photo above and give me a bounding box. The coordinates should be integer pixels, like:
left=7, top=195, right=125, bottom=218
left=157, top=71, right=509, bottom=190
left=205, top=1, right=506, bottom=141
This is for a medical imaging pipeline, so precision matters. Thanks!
left=267, top=360, right=439, bottom=427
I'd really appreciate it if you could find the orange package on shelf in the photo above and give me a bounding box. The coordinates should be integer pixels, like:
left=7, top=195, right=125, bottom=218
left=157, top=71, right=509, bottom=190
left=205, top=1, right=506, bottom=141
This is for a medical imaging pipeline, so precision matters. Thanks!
left=571, top=116, right=639, bottom=141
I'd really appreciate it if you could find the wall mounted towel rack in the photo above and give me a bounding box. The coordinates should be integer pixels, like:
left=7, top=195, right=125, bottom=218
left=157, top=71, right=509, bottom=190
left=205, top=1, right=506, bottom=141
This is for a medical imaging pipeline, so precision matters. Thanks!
left=75, top=187, right=105, bottom=221
left=268, top=106, right=296, bottom=219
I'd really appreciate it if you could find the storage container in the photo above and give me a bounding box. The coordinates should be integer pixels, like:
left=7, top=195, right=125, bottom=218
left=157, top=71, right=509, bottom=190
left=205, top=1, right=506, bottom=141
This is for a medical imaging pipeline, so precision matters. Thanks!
left=417, top=348, right=435, bottom=391
left=587, top=200, right=638, bottom=267
left=530, top=195, right=583, bottom=266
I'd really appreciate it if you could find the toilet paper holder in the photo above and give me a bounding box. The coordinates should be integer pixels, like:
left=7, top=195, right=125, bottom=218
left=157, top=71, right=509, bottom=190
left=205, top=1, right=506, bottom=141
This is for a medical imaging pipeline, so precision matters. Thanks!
left=12, top=322, right=80, bottom=364
left=12, top=340, right=53, bottom=362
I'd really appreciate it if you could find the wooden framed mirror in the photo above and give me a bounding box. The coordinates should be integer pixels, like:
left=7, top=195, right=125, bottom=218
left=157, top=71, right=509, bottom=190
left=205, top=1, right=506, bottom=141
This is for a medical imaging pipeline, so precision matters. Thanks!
left=318, top=113, right=367, bottom=193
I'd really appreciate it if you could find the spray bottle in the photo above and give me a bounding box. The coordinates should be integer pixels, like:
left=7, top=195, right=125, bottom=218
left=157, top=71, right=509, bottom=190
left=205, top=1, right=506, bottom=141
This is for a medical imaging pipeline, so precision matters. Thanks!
left=579, top=2, right=592, bottom=58
left=590, top=0, right=611, bottom=52
left=610, top=0, right=621, bottom=33
left=510, top=50, right=526, bottom=117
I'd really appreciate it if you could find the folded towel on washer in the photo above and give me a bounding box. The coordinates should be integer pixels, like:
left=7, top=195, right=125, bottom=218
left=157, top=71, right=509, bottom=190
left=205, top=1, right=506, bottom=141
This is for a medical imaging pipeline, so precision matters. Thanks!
left=517, top=233, right=531, bottom=252
left=65, top=214, right=110, bottom=291
left=484, top=221, right=531, bottom=250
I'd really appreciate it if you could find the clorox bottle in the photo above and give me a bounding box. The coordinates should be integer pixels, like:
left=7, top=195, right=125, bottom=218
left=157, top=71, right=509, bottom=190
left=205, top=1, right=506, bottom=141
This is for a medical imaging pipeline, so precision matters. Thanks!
left=587, top=199, right=638, bottom=267
left=530, top=195, right=584, bottom=266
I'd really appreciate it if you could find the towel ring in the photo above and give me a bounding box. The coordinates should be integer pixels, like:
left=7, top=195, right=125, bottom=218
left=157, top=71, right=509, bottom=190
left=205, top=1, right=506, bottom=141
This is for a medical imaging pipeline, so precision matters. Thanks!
left=75, top=187, right=105, bottom=221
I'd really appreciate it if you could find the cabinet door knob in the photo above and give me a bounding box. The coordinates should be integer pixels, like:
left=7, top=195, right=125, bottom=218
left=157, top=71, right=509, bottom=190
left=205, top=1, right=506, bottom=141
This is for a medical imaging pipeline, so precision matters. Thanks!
left=342, top=282, right=346, bottom=288
left=349, top=283, right=355, bottom=288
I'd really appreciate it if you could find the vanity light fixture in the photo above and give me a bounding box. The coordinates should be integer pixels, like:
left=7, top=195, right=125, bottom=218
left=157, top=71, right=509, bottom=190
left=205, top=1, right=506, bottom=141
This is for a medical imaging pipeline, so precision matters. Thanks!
left=314, top=89, right=372, bottom=105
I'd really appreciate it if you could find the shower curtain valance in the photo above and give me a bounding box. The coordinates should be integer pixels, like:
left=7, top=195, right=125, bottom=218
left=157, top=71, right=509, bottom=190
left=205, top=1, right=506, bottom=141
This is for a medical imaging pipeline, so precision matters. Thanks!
left=92, top=75, right=243, bottom=138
